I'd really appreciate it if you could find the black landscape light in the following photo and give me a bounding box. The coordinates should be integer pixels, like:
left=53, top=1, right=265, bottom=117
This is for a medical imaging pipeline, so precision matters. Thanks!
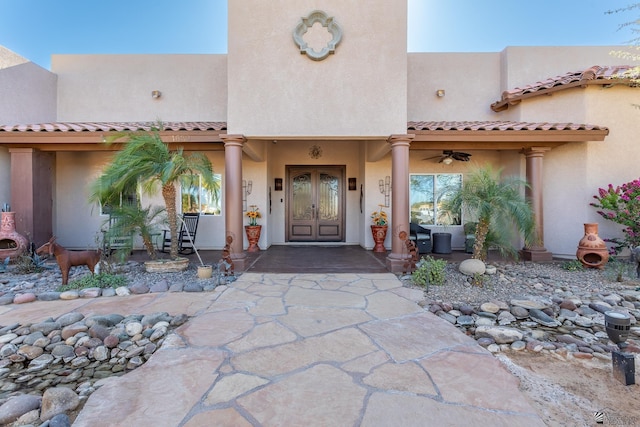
left=604, top=311, right=635, bottom=385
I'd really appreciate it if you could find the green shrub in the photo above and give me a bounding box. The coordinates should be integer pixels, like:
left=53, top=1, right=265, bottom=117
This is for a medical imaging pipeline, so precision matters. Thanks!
left=412, top=256, right=447, bottom=289
left=58, top=273, right=127, bottom=292
left=561, top=259, right=584, bottom=271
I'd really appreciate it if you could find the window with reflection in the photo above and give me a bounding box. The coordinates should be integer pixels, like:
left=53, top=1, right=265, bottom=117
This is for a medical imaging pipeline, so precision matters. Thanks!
left=410, top=174, right=462, bottom=226
left=181, top=174, right=222, bottom=215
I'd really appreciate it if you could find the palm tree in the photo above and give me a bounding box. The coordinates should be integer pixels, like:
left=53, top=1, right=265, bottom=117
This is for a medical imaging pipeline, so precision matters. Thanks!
left=105, top=204, right=166, bottom=260
left=444, top=165, right=535, bottom=261
left=90, top=123, right=216, bottom=259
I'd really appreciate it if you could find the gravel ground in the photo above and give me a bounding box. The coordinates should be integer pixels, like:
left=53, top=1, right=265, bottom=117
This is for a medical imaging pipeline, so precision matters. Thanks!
left=402, top=259, right=638, bottom=306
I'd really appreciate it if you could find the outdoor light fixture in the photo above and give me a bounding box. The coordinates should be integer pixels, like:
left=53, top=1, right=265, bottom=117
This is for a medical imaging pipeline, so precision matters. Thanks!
left=242, top=180, right=252, bottom=212
left=442, top=157, right=453, bottom=165
left=605, top=311, right=635, bottom=385
left=379, top=176, right=390, bottom=207
left=436, top=89, right=445, bottom=97
left=151, top=90, right=162, bottom=99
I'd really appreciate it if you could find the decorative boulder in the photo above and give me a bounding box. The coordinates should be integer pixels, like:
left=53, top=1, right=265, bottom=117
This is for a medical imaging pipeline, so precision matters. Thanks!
left=459, top=258, right=486, bottom=276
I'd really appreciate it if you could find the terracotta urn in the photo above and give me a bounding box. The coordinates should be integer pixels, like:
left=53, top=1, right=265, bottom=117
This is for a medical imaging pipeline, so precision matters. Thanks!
left=245, top=225, right=262, bottom=252
left=576, top=223, right=609, bottom=269
left=371, top=225, right=388, bottom=253
left=0, top=212, right=29, bottom=260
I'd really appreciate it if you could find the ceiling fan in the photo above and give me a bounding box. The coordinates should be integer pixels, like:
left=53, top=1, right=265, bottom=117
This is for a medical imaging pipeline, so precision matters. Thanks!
left=424, top=150, right=472, bottom=164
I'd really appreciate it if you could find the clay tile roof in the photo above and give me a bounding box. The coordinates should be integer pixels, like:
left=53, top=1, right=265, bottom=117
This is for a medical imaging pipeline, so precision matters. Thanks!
left=0, top=121, right=227, bottom=132
left=491, top=65, right=639, bottom=112
left=407, top=120, right=607, bottom=132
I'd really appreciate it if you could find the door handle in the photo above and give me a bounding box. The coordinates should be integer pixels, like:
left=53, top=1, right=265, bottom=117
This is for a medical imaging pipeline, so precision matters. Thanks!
left=311, top=204, right=315, bottom=219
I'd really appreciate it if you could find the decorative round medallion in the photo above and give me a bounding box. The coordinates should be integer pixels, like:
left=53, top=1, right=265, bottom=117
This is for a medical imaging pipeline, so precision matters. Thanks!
left=309, top=145, right=323, bottom=159
left=293, top=10, right=342, bottom=61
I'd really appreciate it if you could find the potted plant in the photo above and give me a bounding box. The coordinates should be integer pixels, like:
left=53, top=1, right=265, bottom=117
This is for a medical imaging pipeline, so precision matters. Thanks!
left=90, top=122, right=217, bottom=272
left=370, top=204, right=388, bottom=252
left=245, top=205, right=262, bottom=252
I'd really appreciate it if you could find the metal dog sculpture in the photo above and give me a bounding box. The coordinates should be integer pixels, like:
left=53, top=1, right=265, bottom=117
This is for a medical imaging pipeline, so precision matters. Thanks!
left=36, top=236, right=101, bottom=285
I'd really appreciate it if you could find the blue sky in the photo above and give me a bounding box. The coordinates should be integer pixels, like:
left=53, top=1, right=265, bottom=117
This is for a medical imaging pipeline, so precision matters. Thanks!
left=0, top=0, right=633, bottom=70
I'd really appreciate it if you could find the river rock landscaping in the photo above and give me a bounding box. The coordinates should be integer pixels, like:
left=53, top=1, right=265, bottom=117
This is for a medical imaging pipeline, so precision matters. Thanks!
left=406, top=261, right=640, bottom=359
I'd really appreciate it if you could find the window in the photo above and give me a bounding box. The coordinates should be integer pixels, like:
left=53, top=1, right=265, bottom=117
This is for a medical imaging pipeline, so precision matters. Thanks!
left=410, top=174, right=462, bottom=226
left=100, top=183, right=140, bottom=216
left=181, top=174, right=222, bottom=215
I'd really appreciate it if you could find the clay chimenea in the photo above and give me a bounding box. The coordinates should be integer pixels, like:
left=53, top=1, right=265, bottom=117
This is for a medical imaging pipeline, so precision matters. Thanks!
left=0, top=211, right=29, bottom=260
left=576, top=223, right=609, bottom=269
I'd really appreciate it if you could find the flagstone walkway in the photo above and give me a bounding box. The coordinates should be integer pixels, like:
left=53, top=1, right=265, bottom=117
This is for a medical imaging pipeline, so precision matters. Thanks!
left=0, top=273, right=545, bottom=426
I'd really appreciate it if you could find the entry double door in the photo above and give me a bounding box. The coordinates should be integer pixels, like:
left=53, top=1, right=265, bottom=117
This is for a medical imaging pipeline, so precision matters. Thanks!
left=287, top=166, right=344, bottom=242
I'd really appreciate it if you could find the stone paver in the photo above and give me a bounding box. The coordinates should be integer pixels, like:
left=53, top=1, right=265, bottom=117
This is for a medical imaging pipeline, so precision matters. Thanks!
left=1, top=273, right=546, bottom=426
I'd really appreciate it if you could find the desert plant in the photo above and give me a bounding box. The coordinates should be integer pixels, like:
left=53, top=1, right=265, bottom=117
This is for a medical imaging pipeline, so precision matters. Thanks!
left=412, top=256, right=447, bottom=290
left=444, top=165, right=535, bottom=261
left=604, top=256, right=636, bottom=282
left=58, top=273, right=127, bottom=292
left=0, top=257, right=9, bottom=273
left=90, top=122, right=216, bottom=260
left=14, top=252, right=48, bottom=274
left=103, top=204, right=166, bottom=260
left=561, top=259, right=584, bottom=271
left=470, top=272, right=486, bottom=287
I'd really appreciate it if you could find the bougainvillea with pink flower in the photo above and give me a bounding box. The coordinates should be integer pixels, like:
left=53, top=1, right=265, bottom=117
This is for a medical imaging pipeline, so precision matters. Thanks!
left=591, top=178, right=640, bottom=253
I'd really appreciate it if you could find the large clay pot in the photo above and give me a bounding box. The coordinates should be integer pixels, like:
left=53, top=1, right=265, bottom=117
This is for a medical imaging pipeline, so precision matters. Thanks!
left=371, top=225, right=388, bottom=253
left=245, top=225, right=262, bottom=252
left=0, top=212, right=29, bottom=260
left=576, top=223, right=609, bottom=269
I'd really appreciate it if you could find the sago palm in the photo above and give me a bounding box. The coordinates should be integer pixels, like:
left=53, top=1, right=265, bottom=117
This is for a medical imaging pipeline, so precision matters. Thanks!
left=90, top=124, right=216, bottom=259
left=444, top=165, right=535, bottom=261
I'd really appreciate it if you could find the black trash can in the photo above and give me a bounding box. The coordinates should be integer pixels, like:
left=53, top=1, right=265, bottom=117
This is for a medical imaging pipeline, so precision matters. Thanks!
left=432, top=232, right=452, bottom=254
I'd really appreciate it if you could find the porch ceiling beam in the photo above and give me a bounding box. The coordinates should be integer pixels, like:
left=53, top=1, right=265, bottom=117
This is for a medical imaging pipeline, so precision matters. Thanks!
left=0, top=130, right=226, bottom=144
left=5, top=143, right=225, bottom=152
left=242, top=140, right=265, bottom=162
left=411, top=129, right=608, bottom=143
left=366, top=139, right=391, bottom=162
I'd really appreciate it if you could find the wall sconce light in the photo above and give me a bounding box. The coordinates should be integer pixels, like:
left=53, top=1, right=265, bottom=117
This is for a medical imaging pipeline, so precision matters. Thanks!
left=442, top=156, right=453, bottom=165
left=348, top=177, right=357, bottom=191
left=242, top=179, right=253, bottom=211
left=436, top=89, right=445, bottom=97
left=379, top=176, right=391, bottom=207
left=151, top=90, right=162, bottom=99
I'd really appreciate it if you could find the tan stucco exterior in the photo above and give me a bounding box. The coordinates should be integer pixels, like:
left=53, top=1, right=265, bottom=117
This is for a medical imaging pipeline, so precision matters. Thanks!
left=0, top=2, right=637, bottom=265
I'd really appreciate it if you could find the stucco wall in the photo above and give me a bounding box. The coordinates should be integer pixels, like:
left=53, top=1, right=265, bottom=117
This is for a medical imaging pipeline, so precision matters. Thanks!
left=55, top=151, right=227, bottom=250
left=408, top=52, right=502, bottom=121
left=0, top=59, right=57, bottom=213
left=227, top=0, right=408, bottom=137
left=52, top=54, right=227, bottom=122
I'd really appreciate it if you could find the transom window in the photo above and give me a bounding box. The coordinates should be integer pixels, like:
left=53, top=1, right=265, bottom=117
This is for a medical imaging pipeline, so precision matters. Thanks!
left=410, top=174, right=462, bottom=226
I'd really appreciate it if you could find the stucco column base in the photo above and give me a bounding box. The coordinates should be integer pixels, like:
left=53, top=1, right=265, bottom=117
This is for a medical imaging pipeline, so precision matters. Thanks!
left=385, top=254, right=412, bottom=273
left=520, top=248, right=553, bottom=262
left=230, top=253, right=248, bottom=271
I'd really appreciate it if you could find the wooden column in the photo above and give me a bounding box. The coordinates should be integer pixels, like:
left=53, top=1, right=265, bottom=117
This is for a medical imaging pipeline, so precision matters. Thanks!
left=9, top=148, right=53, bottom=246
left=521, top=147, right=553, bottom=261
left=221, top=135, right=247, bottom=271
left=385, top=134, right=414, bottom=272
